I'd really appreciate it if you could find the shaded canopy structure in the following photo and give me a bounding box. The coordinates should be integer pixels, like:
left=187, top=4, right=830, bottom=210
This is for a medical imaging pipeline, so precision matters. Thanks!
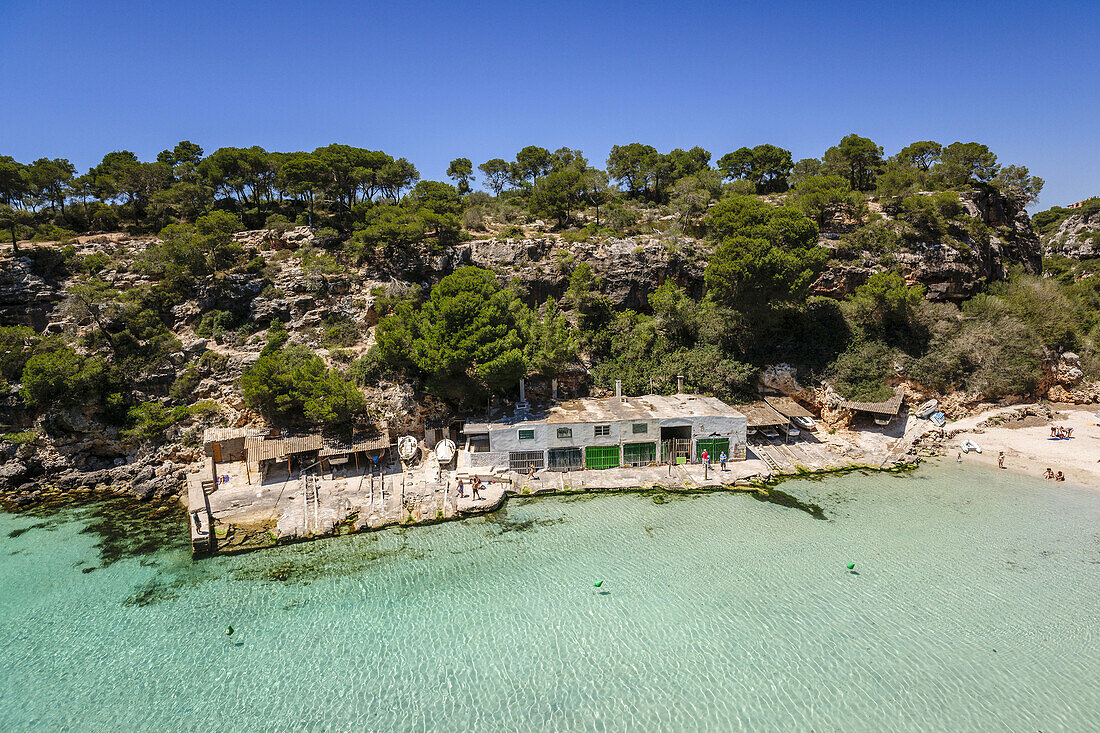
left=763, top=396, right=816, bottom=419
left=839, top=388, right=905, bottom=416
left=734, top=401, right=788, bottom=429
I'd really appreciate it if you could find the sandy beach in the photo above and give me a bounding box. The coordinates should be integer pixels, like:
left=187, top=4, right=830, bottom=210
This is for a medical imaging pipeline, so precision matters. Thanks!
left=946, top=403, right=1100, bottom=488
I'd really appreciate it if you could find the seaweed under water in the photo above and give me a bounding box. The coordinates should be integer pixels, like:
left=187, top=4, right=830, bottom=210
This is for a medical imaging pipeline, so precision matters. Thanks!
left=484, top=510, right=566, bottom=535
left=77, top=497, right=189, bottom=569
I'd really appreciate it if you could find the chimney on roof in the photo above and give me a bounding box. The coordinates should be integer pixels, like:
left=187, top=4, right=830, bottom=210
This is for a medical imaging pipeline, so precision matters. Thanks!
left=677, top=375, right=684, bottom=393
left=615, top=379, right=622, bottom=401
left=516, top=378, right=529, bottom=416
left=552, top=378, right=558, bottom=400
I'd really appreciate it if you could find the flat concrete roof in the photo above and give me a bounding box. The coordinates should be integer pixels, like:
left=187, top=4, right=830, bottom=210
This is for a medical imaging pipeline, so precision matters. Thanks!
left=483, top=394, right=746, bottom=428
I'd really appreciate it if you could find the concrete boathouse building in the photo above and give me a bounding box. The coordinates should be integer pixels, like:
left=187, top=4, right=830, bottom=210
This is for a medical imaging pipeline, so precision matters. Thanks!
left=464, top=393, right=747, bottom=471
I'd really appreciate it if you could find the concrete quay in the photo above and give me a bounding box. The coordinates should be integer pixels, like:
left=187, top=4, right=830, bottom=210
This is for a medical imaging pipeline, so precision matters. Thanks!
left=184, top=415, right=932, bottom=557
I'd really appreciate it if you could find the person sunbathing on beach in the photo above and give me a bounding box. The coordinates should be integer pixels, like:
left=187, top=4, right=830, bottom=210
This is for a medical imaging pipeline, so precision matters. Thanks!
left=1065, top=427, right=1073, bottom=439
left=1044, top=468, right=1054, bottom=480
left=1051, top=426, right=1058, bottom=438
left=1055, top=471, right=1065, bottom=482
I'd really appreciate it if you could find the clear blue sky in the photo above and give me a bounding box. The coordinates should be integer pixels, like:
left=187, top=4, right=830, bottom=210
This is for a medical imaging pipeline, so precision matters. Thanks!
left=1, top=0, right=1096, bottom=209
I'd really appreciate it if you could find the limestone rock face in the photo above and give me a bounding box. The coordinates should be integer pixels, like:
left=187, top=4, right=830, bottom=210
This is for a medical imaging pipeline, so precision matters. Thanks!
left=957, top=188, right=1042, bottom=275
left=818, top=387, right=851, bottom=428
left=194, top=273, right=264, bottom=314
left=376, top=236, right=707, bottom=310
left=1052, top=352, right=1084, bottom=386
left=231, top=225, right=316, bottom=250
left=461, top=237, right=707, bottom=309
left=1043, top=209, right=1100, bottom=260
left=1046, top=382, right=1100, bottom=404
left=0, top=257, right=62, bottom=330
left=758, top=364, right=817, bottom=404
left=0, top=460, right=28, bottom=488
left=810, top=187, right=1041, bottom=301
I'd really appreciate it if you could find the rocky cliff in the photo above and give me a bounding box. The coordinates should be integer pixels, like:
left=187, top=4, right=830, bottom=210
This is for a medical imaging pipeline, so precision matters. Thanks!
left=1043, top=209, right=1100, bottom=260
left=0, top=186, right=1051, bottom=507
left=812, top=188, right=1042, bottom=301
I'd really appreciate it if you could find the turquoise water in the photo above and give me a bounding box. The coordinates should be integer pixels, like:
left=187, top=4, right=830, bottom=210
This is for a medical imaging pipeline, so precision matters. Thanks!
left=1, top=464, right=1098, bottom=731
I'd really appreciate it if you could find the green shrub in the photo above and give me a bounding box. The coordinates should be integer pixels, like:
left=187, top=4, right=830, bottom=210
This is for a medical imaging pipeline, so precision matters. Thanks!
left=264, top=214, right=293, bottom=234
left=841, top=221, right=902, bottom=254
left=297, top=244, right=340, bottom=275
left=241, top=341, right=365, bottom=426
left=1, top=430, right=39, bottom=445
left=199, top=350, right=228, bottom=374
left=245, top=255, right=266, bottom=274
left=347, top=350, right=384, bottom=385
left=170, top=366, right=202, bottom=401
left=0, top=326, right=44, bottom=382
left=195, top=310, right=237, bottom=339
left=827, top=340, right=895, bottom=401
left=20, top=346, right=107, bottom=407
left=910, top=313, right=1041, bottom=398
left=25, top=246, right=73, bottom=279
left=121, top=400, right=220, bottom=444
left=81, top=251, right=112, bottom=274
left=321, top=315, right=360, bottom=348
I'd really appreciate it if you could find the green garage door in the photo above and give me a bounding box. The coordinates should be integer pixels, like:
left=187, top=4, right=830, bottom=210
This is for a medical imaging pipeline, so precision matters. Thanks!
left=695, top=438, right=729, bottom=462
left=585, top=445, right=620, bottom=470
left=623, top=442, right=657, bottom=466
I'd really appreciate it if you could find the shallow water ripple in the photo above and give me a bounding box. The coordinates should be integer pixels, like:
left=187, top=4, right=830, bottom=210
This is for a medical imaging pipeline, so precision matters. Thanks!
left=0, top=463, right=1097, bottom=731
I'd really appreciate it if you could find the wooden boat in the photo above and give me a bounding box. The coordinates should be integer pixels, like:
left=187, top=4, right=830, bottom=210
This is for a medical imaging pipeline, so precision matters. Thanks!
left=791, top=415, right=815, bottom=431
left=961, top=440, right=981, bottom=454
left=398, top=436, right=419, bottom=461
left=874, top=417, right=891, bottom=427
left=435, top=438, right=456, bottom=463
left=930, top=411, right=946, bottom=427
left=916, top=399, right=939, bottom=419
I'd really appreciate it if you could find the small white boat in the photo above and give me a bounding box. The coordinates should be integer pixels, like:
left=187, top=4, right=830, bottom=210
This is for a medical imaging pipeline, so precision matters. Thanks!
left=397, top=436, right=419, bottom=461
left=875, top=417, right=891, bottom=426
left=961, top=440, right=982, bottom=454
left=930, top=412, right=946, bottom=428
left=435, top=438, right=456, bottom=463
left=791, top=415, right=815, bottom=431
left=916, top=399, right=938, bottom=419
